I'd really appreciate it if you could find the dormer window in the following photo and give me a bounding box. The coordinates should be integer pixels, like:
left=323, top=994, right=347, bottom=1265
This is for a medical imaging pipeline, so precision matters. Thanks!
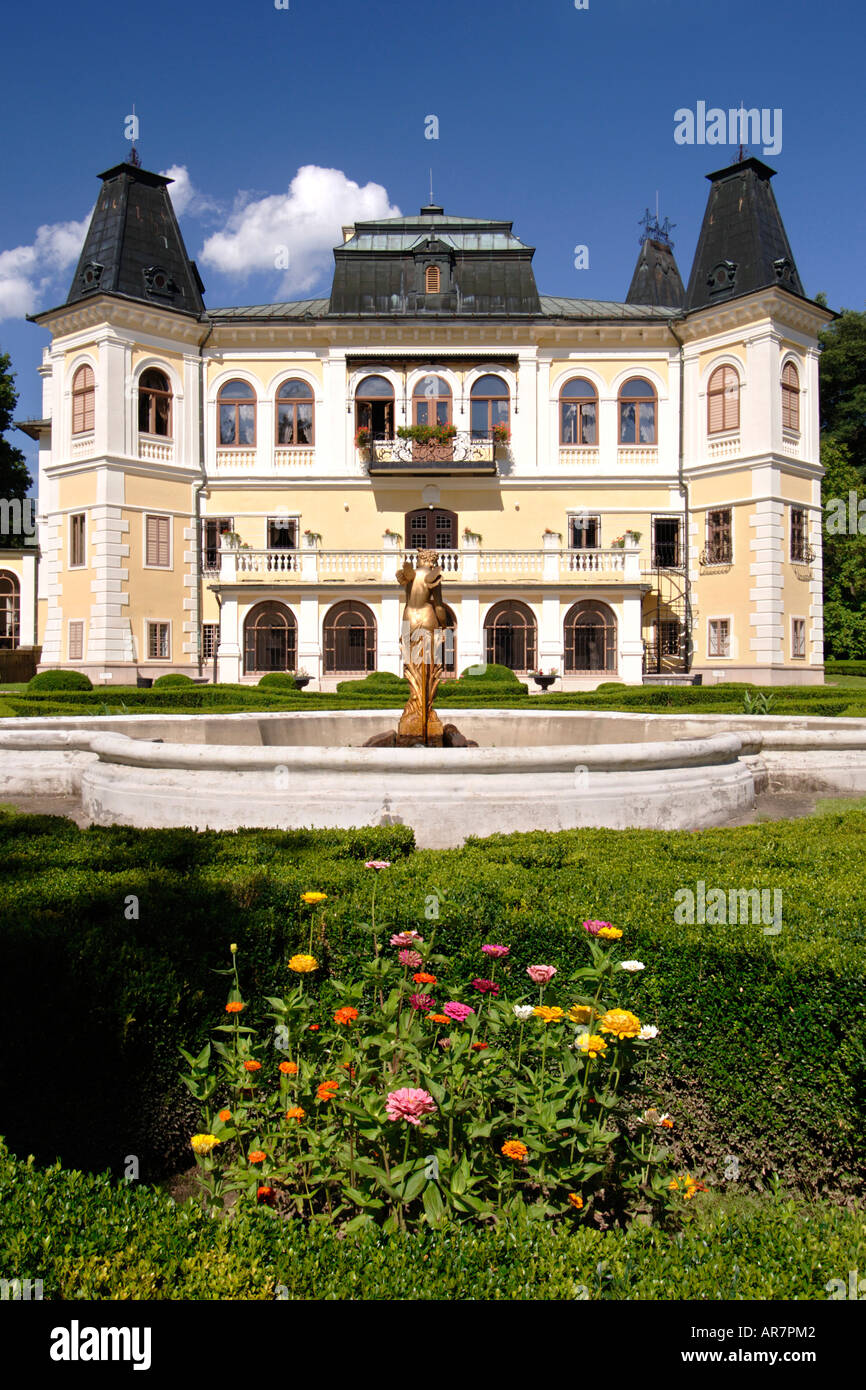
left=79, top=261, right=103, bottom=293
left=707, top=260, right=738, bottom=295
left=143, top=265, right=179, bottom=301
left=425, top=265, right=441, bottom=293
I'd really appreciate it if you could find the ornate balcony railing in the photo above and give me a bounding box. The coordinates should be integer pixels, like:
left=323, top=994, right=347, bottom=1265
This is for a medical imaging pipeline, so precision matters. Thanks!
left=365, top=432, right=497, bottom=474
left=138, top=435, right=174, bottom=463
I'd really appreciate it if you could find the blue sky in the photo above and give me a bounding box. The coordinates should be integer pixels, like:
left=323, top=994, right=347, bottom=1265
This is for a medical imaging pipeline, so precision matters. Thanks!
left=2, top=0, right=864, bottom=482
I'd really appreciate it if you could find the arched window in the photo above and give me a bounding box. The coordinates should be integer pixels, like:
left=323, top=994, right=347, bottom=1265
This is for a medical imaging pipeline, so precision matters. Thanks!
left=0, top=571, right=21, bottom=650
left=276, top=379, right=314, bottom=446
left=470, top=374, right=510, bottom=440
left=560, top=378, right=598, bottom=445
left=218, top=379, right=257, bottom=447
left=72, top=364, right=95, bottom=435
left=355, top=375, right=394, bottom=440
left=243, top=601, right=296, bottom=674
left=483, top=599, right=536, bottom=672
left=138, top=368, right=172, bottom=437
left=425, top=265, right=441, bottom=293
left=412, top=374, right=452, bottom=427
left=564, top=600, right=617, bottom=673
left=405, top=507, right=457, bottom=552
left=782, top=361, right=800, bottom=432
left=323, top=600, right=377, bottom=673
left=707, top=365, right=739, bottom=434
left=619, top=377, right=656, bottom=445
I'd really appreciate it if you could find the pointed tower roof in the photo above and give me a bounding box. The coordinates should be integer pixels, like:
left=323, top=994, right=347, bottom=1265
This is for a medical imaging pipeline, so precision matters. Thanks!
left=65, top=162, right=205, bottom=316
left=626, top=236, right=685, bottom=309
left=685, top=157, right=804, bottom=312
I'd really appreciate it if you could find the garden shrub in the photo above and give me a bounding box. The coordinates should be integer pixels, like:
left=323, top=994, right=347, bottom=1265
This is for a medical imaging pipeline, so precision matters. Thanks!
left=152, top=673, right=195, bottom=687
left=256, top=673, right=298, bottom=689
left=0, top=1139, right=861, bottom=1300
left=26, top=669, right=93, bottom=691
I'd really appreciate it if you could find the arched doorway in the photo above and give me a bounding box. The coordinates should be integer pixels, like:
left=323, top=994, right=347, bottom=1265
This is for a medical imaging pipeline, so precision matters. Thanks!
left=324, top=601, right=377, bottom=674
left=484, top=600, right=536, bottom=672
left=0, top=571, right=20, bottom=650
left=355, top=375, right=394, bottom=440
left=243, top=601, right=297, bottom=674
left=564, top=601, right=617, bottom=673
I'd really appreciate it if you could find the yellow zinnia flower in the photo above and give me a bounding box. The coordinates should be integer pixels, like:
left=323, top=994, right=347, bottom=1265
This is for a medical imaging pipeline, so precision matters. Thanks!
left=575, top=1032, right=607, bottom=1059
left=597, top=1008, right=641, bottom=1040
left=190, top=1133, right=220, bottom=1156
left=597, top=926, right=623, bottom=941
left=568, top=1004, right=593, bottom=1025
left=301, top=892, right=328, bottom=905
left=288, top=953, right=318, bottom=973
left=534, top=1005, right=565, bottom=1022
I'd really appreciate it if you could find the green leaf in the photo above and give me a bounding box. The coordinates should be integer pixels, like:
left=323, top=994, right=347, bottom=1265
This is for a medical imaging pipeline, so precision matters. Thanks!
left=422, top=1183, right=446, bottom=1223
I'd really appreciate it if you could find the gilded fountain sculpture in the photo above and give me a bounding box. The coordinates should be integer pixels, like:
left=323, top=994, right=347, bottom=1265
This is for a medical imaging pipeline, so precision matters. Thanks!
left=395, top=548, right=450, bottom=745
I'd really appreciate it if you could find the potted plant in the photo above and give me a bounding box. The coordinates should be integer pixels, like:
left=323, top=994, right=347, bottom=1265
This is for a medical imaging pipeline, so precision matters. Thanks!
left=397, top=422, right=457, bottom=461
left=355, top=426, right=371, bottom=450
left=303, top=530, right=322, bottom=545
left=294, top=667, right=312, bottom=690
left=492, top=423, right=510, bottom=445
left=610, top=535, right=626, bottom=549
left=462, top=527, right=482, bottom=544
left=383, top=528, right=403, bottom=544
left=531, top=667, right=558, bottom=691
left=625, top=530, right=642, bottom=544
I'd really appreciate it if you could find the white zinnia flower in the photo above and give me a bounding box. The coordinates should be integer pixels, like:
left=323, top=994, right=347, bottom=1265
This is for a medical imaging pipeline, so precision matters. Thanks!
left=618, top=960, right=645, bottom=973
left=639, top=1025, right=659, bottom=1040
left=513, top=1004, right=535, bottom=1022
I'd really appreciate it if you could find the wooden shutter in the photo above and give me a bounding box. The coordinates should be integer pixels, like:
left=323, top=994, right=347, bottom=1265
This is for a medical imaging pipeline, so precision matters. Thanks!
left=782, top=363, right=800, bottom=431
left=69, top=621, right=84, bottom=660
left=72, top=365, right=95, bottom=434
left=146, top=516, right=170, bottom=567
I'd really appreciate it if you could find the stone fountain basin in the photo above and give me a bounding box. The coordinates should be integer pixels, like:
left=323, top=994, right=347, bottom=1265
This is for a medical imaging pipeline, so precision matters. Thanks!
left=2, top=709, right=866, bottom=847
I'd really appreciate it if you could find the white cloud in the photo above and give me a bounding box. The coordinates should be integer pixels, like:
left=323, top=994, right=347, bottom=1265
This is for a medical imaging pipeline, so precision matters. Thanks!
left=198, top=165, right=401, bottom=295
left=0, top=216, right=90, bottom=321
left=160, top=165, right=221, bottom=219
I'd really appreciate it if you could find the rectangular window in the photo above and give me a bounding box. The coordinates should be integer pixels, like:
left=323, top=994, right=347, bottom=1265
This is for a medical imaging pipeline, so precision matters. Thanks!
left=145, top=515, right=171, bottom=568
left=147, top=622, right=170, bottom=660
left=790, top=508, right=808, bottom=562
left=203, top=517, right=233, bottom=571
left=569, top=514, right=600, bottom=549
left=202, top=623, right=220, bottom=660
left=792, top=617, right=806, bottom=659
left=706, top=509, right=732, bottom=563
left=68, top=621, right=84, bottom=661
left=70, top=513, right=86, bottom=567
left=653, top=517, right=681, bottom=568
left=659, top=621, right=680, bottom=656
left=708, top=619, right=731, bottom=658
left=267, top=517, right=298, bottom=550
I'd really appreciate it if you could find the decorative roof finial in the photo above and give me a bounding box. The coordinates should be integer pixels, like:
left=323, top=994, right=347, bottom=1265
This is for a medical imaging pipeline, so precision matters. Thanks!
left=639, top=205, right=676, bottom=248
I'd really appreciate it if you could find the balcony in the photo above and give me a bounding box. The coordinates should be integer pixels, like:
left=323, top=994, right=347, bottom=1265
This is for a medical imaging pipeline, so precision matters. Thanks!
left=214, top=446, right=316, bottom=475
left=138, top=435, right=175, bottom=463
left=214, top=542, right=642, bottom=586
left=362, top=431, right=498, bottom=475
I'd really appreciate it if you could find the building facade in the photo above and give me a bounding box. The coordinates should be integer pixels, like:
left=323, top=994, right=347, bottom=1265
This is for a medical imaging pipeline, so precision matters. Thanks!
left=18, top=155, right=830, bottom=688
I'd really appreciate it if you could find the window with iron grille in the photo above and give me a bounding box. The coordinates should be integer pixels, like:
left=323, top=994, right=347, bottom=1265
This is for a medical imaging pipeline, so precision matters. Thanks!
left=145, top=515, right=171, bottom=568
left=659, top=621, right=680, bottom=656
left=708, top=619, right=731, bottom=658
left=68, top=621, right=84, bottom=661
left=790, top=508, right=808, bottom=562
left=147, top=622, right=170, bottom=660
left=202, top=624, right=220, bottom=661
left=70, top=513, right=86, bottom=567
left=0, top=571, right=20, bottom=649
left=705, top=509, right=732, bottom=563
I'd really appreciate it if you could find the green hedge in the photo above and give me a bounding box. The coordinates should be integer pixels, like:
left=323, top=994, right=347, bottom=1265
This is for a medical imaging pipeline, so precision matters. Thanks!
left=0, top=1140, right=859, bottom=1299
left=27, top=669, right=93, bottom=691
left=256, top=672, right=298, bottom=689
left=0, top=809, right=864, bottom=1195
left=826, top=661, right=866, bottom=678
left=152, top=673, right=195, bottom=688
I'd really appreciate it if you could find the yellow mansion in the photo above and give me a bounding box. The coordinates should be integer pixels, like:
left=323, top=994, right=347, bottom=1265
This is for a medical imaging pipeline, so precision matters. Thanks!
left=11, top=154, right=830, bottom=687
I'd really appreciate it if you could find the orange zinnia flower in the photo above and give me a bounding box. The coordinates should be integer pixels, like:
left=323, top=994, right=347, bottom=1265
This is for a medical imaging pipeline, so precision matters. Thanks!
left=243, top=1060, right=262, bottom=1072
left=279, top=1061, right=299, bottom=1075
left=317, top=1080, right=339, bottom=1101
left=428, top=1013, right=450, bottom=1025
left=248, top=1150, right=266, bottom=1164
left=308, top=1024, right=320, bottom=1031
left=218, top=1108, right=231, bottom=1122
left=285, top=1107, right=305, bottom=1121
left=334, top=1006, right=359, bottom=1025
left=501, top=1140, right=528, bottom=1162
left=568, top=1193, right=584, bottom=1210
left=413, top=972, right=437, bottom=985
left=472, top=1042, right=489, bottom=1051
left=225, top=1001, right=244, bottom=1014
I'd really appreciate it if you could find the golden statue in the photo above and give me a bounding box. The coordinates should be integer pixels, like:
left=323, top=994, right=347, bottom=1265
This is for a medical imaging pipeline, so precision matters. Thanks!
left=395, top=548, right=450, bottom=745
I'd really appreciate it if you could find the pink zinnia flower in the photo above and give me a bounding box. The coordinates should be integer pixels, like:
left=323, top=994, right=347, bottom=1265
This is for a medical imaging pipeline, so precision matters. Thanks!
left=398, top=948, right=423, bottom=968
left=410, top=993, right=435, bottom=1012
left=481, top=943, right=510, bottom=958
left=472, top=978, right=500, bottom=995
left=442, top=1001, right=475, bottom=1022
left=385, top=1087, right=437, bottom=1126
left=583, top=920, right=612, bottom=937
left=437, top=1037, right=451, bottom=1049
left=391, top=931, right=423, bottom=947
left=365, top=860, right=391, bottom=870
left=527, top=965, right=557, bottom=985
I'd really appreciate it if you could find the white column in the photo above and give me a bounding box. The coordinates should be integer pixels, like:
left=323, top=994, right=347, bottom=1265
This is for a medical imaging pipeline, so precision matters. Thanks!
left=539, top=594, right=562, bottom=673
left=379, top=593, right=402, bottom=675
left=216, top=595, right=241, bottom=682
left=542, top=531, right=560, bottom=581
left=18, top=551, right=37, bottom=645
left=619, top=590, right=644, bottom=683
left=301, top=532, right=318, bottom=581
left=459, top=593, right=483, bottom=674
left=461, top=536, right=479, bottom=582
left=298, top=593, right=320, bottom=681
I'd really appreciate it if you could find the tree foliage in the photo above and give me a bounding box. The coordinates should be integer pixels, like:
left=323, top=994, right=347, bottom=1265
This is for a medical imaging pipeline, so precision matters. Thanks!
left=0, top=350, right=32, bottom=500
left=818, top=308, right=866, bottom=472
left=820, top=437, right=866, bottom=659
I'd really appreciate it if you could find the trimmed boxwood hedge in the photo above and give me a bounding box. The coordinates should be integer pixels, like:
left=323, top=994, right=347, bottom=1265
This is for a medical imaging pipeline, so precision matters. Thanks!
left=152, top=674, right=195, bottom=688
left=0, top=1139, right=860, bottom=1299
left=0, top=808, right=864, bottom=1196
left=256, top=672, right=298, bottom=689
left=27, top=669, right=93, bottom=692
left=826, top=661, right=866, bottom=679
